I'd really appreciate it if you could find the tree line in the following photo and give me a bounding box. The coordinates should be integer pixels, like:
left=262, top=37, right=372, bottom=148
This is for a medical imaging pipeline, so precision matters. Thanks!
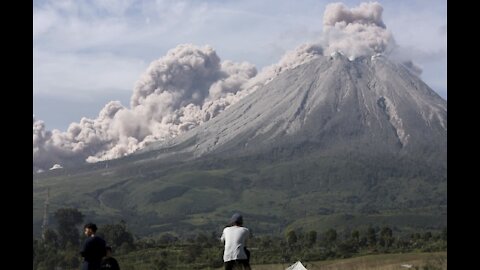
left=33, top=208, right=447, bottom=270
left=33, top=208, right=134, bottom=270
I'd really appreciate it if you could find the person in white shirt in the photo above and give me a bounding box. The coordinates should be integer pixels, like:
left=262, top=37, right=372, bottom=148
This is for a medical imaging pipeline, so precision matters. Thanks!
left=220, top=213, right=251, bottom=270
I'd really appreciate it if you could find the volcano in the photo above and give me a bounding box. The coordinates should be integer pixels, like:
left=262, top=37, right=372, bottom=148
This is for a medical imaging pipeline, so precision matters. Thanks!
left=33, top=53, right=447, bottom=237
left=145, top=53, right=446, bottom=164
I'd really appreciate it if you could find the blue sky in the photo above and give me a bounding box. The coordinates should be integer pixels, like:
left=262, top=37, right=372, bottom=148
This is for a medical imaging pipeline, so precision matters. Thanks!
left=33, top=0, right=446, bottom=131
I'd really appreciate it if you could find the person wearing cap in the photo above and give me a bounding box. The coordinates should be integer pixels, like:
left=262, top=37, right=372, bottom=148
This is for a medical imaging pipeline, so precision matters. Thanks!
left=220, top=213, right=251, bottom=270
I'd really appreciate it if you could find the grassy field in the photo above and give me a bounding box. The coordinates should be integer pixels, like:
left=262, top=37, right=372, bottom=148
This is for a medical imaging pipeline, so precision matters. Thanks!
left=240, top=252, right=447, bottom=270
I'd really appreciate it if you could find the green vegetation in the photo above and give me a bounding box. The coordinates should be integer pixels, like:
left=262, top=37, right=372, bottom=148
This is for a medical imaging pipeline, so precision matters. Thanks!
left=34, top=208, right=135, bottom=270
left=33, top=150, right=446, bottom=238
left=33, top=208, right=447, bottom=270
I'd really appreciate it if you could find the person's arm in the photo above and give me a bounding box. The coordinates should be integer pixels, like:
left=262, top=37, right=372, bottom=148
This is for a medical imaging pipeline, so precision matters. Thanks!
left=80, top=238, right=90, bottom=257
left=220, top=228, right=226, bottom=243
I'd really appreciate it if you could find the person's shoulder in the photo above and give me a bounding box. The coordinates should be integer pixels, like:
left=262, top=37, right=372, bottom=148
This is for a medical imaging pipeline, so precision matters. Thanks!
left=93, top=236, right=106, bottom=245
left=84, top=236, right=94, bottom=243
left=233, top=226, right=249, bottom=233
left=223, top=226, right=231, bottom=233
left=95, top=235, right=106, bottom=241
left=225, top=225, right=237, bottom=230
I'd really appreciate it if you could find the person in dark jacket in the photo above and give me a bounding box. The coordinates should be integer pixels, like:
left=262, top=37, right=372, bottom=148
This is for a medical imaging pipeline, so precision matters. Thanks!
left=100, top=246, right=120, bottom=270
left=80, top=223, right=106, bottom=270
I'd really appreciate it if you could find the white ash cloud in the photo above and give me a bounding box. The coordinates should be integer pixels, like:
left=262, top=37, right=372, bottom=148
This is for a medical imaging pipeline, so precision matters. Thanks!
left=320, top=2, right=424, bottom=75
left=33, top=2, right=427, bottom=171
left=252, top=43, right=324, bottom=86
left=33, top=44, right=257, bottom=170
left=33, top=117, right=53, bottom=167
left=322, top=2, right=395, bottom=60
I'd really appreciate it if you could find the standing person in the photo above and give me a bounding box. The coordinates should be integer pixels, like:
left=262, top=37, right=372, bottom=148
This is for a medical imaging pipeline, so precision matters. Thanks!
left=221, top=213, right=251, bottom=270
left=80, top=223, right=106, bottom=270
left=100, top=246, right=120, bottom=270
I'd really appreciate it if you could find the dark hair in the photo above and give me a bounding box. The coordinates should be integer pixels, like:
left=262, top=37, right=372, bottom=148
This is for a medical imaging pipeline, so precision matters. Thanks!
left=229, top=213, right=243, bottom=226
left=84, top=223, right=98, bottom=232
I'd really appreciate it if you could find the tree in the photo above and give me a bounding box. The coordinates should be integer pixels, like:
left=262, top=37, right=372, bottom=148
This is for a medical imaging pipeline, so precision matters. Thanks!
left=259, top=235, right=273, bottom=249
left=158, top=233, right=178, bottom=245
left=43, top=229, right=59, bottom=249
left=441, top=227, right=447, bottom=241
left=346, top=230, right=361, bottom=252
left=59, top=248, right=80, bottom=269
left=100, top=220, right=134, bottom=251
left=379, top=226, right=393, bottom=248
left=307, top=230, right=317, bottom=246
left=366, top=226, right=377, bottom=247
left=324, top=228, right=337, bottom=246
left=53, top=208, right=84, bottom=248
left=156, top=259, right=168, bottom=270
left=286, top=230, right=297, bottom=247
left=423, top=231, right=432, bottom=241
left=337, top=240, right=357, bottom=258
left=351, top=230, right=360, bottom=243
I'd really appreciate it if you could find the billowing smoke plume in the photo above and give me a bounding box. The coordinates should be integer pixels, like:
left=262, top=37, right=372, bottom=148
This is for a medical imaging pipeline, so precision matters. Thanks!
left=322, top=2, right=395, bottom=60
left=33, top=117, right=52, bottom=167
left=33, top=2, right=426, bottom=171
left=33, top=44, right=258, bottom=170
left=255, top=43, right=324, bottom=85
left=33, top=42, right=330, bottom=171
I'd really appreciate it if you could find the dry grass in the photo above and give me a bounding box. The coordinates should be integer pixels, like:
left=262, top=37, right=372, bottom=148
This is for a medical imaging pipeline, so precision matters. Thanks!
left=245, top=252, right=447, bottom=270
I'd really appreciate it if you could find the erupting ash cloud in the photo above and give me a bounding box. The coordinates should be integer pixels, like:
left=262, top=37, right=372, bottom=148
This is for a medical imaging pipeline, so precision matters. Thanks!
left=33, top=2, right=425, bottom=171
left=33, top=41, right=330, bottom=171
left=33, top=45, right=257, bottom=170
left=255, top=43, right=324, bottom=85
left=322, top=2, right=395, bottom=60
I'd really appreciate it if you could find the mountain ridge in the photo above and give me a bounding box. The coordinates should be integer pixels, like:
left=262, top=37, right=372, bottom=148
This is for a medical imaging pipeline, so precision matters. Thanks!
left=33, top=54, right=447, bottom=238
left=143, top=53, right=446, bottom=162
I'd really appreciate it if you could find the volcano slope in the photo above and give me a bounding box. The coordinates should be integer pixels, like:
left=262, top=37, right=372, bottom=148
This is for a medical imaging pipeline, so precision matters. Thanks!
left=33, top=54, right=446, bottom=237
